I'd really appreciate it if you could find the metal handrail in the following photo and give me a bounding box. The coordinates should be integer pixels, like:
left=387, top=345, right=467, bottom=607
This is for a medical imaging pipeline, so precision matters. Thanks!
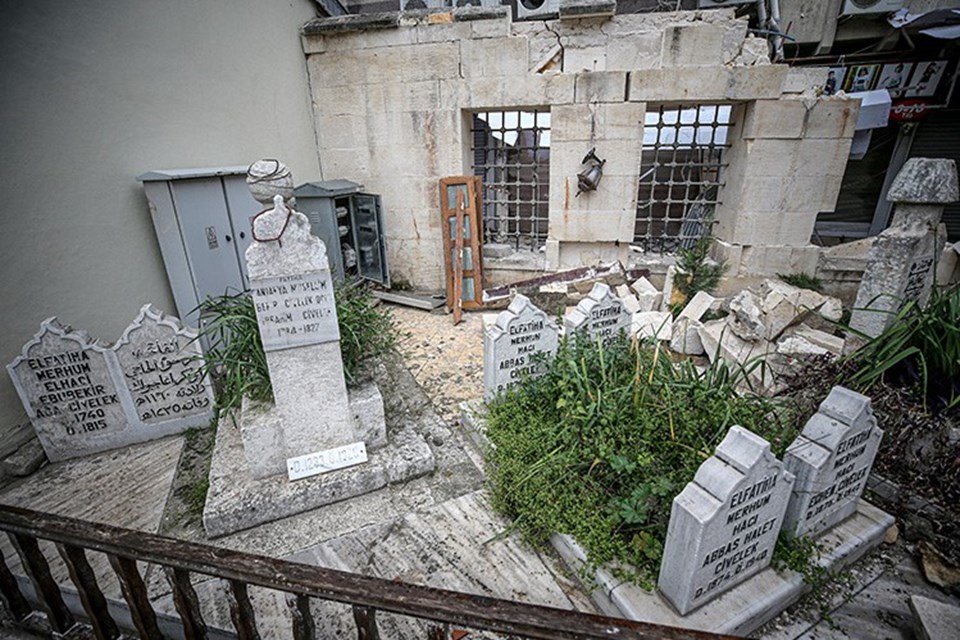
left=0, top=504, right=736, bottom=639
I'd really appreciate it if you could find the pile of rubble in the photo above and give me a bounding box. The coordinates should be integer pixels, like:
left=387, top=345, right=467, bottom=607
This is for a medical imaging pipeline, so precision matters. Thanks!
left=616, top=275, right=846, bottom=389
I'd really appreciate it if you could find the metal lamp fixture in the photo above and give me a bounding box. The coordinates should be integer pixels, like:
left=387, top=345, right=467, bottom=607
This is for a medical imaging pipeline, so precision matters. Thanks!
left=576, top=147, right=606, bottom=197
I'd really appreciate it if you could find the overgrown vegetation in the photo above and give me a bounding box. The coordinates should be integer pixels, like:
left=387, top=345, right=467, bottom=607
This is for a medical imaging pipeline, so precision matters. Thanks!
left=843, top=284, right=960, bottom=412
left=485, top=333, right=797, bottom=588
left=772, top=532, right=854, bottom=627
left=197, top=278, right=397, bottom=414
left=777, top=272, right=824, bottom=293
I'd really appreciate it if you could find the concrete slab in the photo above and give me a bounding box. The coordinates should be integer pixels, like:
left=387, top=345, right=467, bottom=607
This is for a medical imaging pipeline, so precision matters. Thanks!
left=0, top=435, right=184, bottom=599
left=203, top=418, right=436, bottom=538
left=553, top=500, right=894, bottom=637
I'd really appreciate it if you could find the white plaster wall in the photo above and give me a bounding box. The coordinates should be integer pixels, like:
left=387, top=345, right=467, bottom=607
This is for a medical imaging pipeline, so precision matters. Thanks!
left=0, top=0, right=320, bottom=448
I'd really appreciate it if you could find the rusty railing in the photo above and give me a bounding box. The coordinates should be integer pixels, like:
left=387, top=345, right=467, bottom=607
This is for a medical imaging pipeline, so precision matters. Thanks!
left=0, top=504, right=735, bottom=639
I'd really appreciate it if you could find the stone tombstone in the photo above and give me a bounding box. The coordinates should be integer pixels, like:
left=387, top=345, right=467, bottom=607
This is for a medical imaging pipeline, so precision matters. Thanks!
left=7, top=320, right=127, bottom=461
left=483, top=294, right=559, bottom=399
left=782, top=386, right=883, bottom=538
left=563, top=283, right=631, bottom=346
left=114, top=304, right=214, bottom=427
left=850, top=158, right=958, bottom=338
left=658, top=426, right=795, bottom=615
left=244, top=160, right=362, bottom=480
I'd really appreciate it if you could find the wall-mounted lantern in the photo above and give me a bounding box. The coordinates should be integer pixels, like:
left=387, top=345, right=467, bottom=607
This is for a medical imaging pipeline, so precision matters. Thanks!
left=576, top=147, right=606, bottom=197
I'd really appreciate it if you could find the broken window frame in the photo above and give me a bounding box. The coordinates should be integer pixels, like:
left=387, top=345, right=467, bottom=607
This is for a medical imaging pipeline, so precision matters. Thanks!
left=634, top=103, right=735, bottom=254
left=470, top=109, right=551, bottom=253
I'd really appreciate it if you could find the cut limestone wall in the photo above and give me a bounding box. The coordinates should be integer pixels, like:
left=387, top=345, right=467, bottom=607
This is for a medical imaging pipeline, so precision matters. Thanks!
left=302, top=7, right=858, bottom=291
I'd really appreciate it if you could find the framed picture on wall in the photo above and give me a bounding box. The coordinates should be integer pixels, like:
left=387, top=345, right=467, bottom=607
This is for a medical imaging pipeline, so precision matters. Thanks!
left=824, top=67, right=846, bottom=95
left=876, top=62, right=914, bottom=98
left=844, top=64, right=880, bottom=93
left=906, top=60, right=946, bottom=97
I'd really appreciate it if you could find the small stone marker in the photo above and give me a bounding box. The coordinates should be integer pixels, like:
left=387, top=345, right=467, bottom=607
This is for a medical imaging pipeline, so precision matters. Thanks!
left=243, top=160, right=365, bottom=480
left=851, top=158, right=958, bottom=338
left=658, top=426, right=795, bottom=615
left=782, top=386, right=883, bottom=538
left=7, top=306, right=214, bottom=462
left=564, top=283, right=631, bottom=346
left=483, top=294, right=559, bottom=399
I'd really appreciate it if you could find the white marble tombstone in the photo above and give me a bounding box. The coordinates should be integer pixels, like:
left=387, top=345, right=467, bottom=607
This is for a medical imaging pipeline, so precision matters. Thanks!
left=483, top=294, right=559, bottom=399
left=782, top=386, right=883, bottom=538
left=658, top=426, right=795, bottom=615
left=564, top=283, right=632, bottom=346
left=243, top=191, right=363, bottom=480
left=7, top=305, right=214, bottom=462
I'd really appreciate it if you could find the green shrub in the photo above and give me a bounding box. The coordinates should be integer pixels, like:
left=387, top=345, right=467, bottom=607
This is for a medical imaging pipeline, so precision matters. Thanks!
left=485, top=333, right=797, bottom=588
left=197, top=278, right=397, bottom=414
left=675, top=233, right=725, bottom=307
left=843, top=284, right=960, bottom=411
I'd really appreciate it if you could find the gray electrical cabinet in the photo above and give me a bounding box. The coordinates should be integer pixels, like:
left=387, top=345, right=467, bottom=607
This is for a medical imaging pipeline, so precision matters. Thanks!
left=138, top=167, right=262, bottom=329
left=294, top=180, right=390, bottom=288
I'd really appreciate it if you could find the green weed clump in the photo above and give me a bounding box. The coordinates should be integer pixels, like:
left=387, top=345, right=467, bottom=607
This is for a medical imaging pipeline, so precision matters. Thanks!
left=197, top=278, right=397, bottom=415
left=485, top=333, right=797, bottom=588
left=776, top=272, right=824, bottom=293
left=843, top=284, right=960, bottom=412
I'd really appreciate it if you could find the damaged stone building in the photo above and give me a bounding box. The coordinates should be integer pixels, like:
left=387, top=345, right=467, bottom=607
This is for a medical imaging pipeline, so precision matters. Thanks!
left=1, top=0, right=957, bottom=446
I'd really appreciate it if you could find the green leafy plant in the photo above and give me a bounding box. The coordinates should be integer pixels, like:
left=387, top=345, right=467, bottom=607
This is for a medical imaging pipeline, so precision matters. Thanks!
left=776, top=272, right=824, bottom=293
left=842, top=284, right=960, bottom=411
left=196, top=278, right=397, bottom=414
left=196, top=291, right=272, bottom=414
left=675, top=231, right=725, bottom=307
left=485, top=333, right=797, bottom=588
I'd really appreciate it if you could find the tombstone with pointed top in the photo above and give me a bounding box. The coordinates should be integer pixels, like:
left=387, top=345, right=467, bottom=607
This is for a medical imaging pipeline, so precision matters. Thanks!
left=483, top=295, right=559, bottom=399
left=7, top=305, right=214, bottom=462
left=564, top=283, right=632, bottom=346
left=782, top=386, right=883, bottom=538
left=242, top=161, right=379, bottom=480
left=658, top=426, right=795, bottom=615
left=850, top=158, right=958, bottom=338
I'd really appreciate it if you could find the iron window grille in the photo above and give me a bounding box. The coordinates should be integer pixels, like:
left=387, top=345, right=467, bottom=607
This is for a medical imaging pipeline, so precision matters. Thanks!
left=634, top=104, right=734, bottom=253
left=471, top=110, right=551, bottom=251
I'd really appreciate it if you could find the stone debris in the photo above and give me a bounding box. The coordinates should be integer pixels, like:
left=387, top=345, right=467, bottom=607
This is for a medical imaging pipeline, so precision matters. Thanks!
left=726, top=290, right=767, bottom=342
left=629, top=276, right=662, bottom=312
left=782, top=323, right=845, bottom=355
left=615, top=284, right=642, bottom=314
left=678, top=291, right=715, bottom=322
left=670, top=318, right=704, bottom=355
left=660, top=265, right=678, bottom=312
left=633, top=311, right=673, bottom=342
left=2, top=438, right=46, bottom=477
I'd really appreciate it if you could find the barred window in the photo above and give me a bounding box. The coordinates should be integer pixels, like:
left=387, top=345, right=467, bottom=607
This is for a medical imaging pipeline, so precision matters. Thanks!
left=634, top=104, right=734, bottom=253
left=471, top=110, right=551, bottom=252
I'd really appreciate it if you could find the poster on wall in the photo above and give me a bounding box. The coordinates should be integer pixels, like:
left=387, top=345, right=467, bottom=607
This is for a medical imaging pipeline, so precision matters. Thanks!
left=844, top=64, right=880, bottom=93
left=876, top=62, right=914, bottom=98
left=824, top=67, right=847, bottom=95
left=906, top=60, right=947, bottom=97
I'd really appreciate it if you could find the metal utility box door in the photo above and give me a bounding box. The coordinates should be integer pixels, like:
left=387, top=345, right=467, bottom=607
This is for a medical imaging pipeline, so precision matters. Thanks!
left=138, top=167, right=262, bottom=328
left=294, top=180, right=390, bottom=288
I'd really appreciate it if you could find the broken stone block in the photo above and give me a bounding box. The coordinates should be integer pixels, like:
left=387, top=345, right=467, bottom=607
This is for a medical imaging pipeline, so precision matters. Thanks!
left=483, top=243, right=514, bottom=259
left=763, top=291, right=804, bottom=340
left=678, top=291, right=715, bottom=322
left=670, top=318, right=704, bottom=355
left=776, top=334, right=832, bottom=357
left=660, top=265, right=677, bottom=312
left=2, top=438, right=46, bottom=477
left=633, top=311, right=673, bottom=342
left=783, top=324, right=844, bottom=355
left=727, top=290, right=766, bottom=342
left=698, top=319, right=776, bottom=389
left=910, top=594, right=960, bottom=640
left=621, top=294, right=641, bottom=314
left=630, top=277, right=662, bottom=312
